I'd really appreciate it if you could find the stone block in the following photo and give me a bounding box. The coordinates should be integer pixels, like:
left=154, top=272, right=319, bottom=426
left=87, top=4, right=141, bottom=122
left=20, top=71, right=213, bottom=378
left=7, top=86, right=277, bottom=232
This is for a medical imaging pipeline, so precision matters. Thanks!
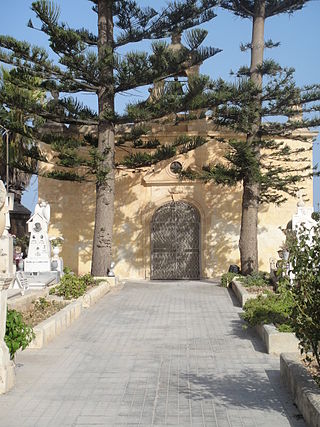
left=231, top=280, right=258, bottom=307
left=82, top=293, right=91, bottom=308
left=68, top=301, right=82, bottom=322
left=42, top=318, right=56, bottom=346
left=0, top=361, right=15, bottom=395
left=61, top=305, right=71, bottom=327
left=28, top=327, right=44, bottom=349
left=94, top=276, right=117, bottom=288
left=55, top=311, right=68, bottom=336
left=281, top=353, right=320, bottom=427
left=256, top=324, right=299, bottom=355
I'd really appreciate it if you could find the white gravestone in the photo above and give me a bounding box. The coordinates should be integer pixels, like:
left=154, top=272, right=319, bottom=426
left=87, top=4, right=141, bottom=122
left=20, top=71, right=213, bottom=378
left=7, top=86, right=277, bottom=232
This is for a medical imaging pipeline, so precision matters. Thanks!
left=0, top=192, right=14, bottom=276
left=0, top=180, right=15, bottom=394
left=24, top=201, right=51, bottom=273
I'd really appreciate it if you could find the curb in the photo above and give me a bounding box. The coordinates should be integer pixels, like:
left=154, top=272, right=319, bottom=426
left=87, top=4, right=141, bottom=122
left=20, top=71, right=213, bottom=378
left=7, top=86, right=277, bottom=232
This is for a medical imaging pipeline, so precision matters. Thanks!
left=281, top=353, right=320, bottom=427
left=255, top=324, right=299, bottom=355
left=231, top=279, right=259, bottom=307
left=28, top=278, right=116, bottom=349
left=230, top=280, right=299, bottom=355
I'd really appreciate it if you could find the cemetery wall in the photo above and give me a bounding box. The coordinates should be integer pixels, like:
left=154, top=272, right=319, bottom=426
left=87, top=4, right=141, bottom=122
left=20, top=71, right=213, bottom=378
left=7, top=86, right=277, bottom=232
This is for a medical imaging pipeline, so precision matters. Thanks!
left=38, top=119, right=315, bottom=279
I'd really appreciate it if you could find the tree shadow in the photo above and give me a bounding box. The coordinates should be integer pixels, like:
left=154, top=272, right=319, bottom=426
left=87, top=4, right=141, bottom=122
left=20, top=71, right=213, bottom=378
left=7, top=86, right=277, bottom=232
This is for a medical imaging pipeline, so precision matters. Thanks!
left=228, top=316, right=267, bottom=353
left=37, top=119, right=281, bottom=277
left=38, top=177, right=95, bottom=273
left=177, top=369, right=302, bottom=425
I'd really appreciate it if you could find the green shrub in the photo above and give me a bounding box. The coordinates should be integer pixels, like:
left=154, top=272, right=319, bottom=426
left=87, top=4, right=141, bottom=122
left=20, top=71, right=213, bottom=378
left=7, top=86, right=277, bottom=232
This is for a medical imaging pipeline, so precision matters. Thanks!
left=239, top=271, right=271, bottom=288
left=287, top=219, right=320, bottom=367
left=49, top=271, right=96, bottom=299
left=33, top=297, right=50, bottom=311
left=5, top=309, right=35, bottom=359
left=242, top=288, right=294, bottom=331
left=220, top=272, right=238, bottom=287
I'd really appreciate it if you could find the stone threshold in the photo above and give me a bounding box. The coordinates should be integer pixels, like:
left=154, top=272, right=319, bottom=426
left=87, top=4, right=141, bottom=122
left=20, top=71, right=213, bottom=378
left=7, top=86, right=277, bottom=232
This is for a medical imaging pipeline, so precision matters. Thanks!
left=230, top=279, right=299, bottom=355
left=27, top=277, right=117, bottom=349
left=281, top=353, right=320, bottom=427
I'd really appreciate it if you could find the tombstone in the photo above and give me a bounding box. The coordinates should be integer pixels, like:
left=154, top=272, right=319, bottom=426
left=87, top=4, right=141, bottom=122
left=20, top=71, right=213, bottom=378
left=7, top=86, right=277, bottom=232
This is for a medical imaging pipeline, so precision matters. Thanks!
left=24, top=201, right=51, bottom=273
left=0, top=180, right=15, bottom=394
left=0, top=192, right=14, bottom=277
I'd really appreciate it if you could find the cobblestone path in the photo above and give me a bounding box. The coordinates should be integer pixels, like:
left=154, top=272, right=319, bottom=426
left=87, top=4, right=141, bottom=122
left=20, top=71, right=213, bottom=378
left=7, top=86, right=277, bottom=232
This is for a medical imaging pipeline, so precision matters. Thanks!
left=0, top=280, right=306, bottom=426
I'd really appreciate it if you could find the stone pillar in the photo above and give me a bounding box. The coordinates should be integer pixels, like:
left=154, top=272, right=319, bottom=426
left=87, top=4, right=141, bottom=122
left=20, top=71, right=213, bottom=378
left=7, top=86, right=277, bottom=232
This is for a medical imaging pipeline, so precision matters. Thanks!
left=0, top=277, right=15, bottom=394
left=0, top=180, right=15, bottom=394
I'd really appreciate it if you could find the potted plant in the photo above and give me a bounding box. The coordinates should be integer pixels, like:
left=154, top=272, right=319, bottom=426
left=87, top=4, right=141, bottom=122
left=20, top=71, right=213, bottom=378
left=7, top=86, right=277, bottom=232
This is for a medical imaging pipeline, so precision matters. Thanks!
left=49, top=236, right=64, bottom=257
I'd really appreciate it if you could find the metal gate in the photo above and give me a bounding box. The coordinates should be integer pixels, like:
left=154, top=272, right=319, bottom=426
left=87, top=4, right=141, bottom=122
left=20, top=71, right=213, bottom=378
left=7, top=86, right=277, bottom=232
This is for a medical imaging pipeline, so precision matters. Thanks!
left=151, top=201, right=200, bottom=280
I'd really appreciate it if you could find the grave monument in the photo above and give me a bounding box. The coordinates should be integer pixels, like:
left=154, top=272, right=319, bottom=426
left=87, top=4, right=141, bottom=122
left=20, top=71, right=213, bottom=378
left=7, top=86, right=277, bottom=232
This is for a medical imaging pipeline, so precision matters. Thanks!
left=22, top=200, right=63, bottom=288
left=0, top=180, right=15, bottom=394
left=24, top=201, right=51, bottom=273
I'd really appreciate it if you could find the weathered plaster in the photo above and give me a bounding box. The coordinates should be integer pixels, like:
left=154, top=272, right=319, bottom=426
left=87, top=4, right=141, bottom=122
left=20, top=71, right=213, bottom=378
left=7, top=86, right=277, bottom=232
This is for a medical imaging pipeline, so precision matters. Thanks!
left=38, top=120, right=316, bottom=279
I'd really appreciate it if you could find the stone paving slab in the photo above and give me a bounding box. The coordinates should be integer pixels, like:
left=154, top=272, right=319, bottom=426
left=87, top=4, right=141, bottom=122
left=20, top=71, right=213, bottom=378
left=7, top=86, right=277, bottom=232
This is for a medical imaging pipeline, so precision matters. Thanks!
left=0, top=280, right=306, bottom=426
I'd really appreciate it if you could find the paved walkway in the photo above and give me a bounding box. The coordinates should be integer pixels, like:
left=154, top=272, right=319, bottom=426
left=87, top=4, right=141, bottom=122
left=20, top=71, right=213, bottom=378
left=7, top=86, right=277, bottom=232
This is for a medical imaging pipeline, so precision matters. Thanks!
left=0, top=281, right=305, bottom=427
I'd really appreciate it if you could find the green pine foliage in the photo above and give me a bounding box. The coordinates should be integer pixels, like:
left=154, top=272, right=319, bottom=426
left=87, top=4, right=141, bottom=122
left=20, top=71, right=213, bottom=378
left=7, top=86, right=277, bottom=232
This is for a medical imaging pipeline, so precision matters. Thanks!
left=183, top=67, right=319, bottom=204
left=179, top=0, right=320, bottom=275
left=0, top=1, right=222, bottom=182
left=0, top=68, right=46, bottom=192
left=0, top=0, right=223, bottom=274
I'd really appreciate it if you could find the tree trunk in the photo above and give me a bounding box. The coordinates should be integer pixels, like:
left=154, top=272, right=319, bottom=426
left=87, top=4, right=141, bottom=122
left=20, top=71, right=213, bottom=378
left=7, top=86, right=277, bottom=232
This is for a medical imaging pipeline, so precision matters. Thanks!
left=91, top=0, right=115, bottom=276
left=239, top=0, right=265, bottom=275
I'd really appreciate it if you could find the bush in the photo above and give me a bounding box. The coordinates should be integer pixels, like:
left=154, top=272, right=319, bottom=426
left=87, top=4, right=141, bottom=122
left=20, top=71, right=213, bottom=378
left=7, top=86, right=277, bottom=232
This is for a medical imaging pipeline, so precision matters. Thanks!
left=49, top=271, right=96, bottom=299
left=287, top=219, right=320, bottom=367
left=220, top=272, right=238, bottom=287
left=239, top=271, right=271, bottom=288
left=242, top=287, right=294, bottom=331
left=5, top=309, right=35, bottom=360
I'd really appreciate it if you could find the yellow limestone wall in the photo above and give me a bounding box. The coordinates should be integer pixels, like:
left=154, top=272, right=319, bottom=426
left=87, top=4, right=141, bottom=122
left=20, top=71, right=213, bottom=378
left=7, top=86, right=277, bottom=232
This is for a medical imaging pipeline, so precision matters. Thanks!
left=39, top=119, right=315, bottom=279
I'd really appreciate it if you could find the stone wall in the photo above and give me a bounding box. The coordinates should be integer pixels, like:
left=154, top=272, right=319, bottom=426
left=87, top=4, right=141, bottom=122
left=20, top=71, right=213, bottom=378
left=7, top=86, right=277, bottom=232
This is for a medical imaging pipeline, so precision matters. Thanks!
left=38, top=119, right=315, bottom=279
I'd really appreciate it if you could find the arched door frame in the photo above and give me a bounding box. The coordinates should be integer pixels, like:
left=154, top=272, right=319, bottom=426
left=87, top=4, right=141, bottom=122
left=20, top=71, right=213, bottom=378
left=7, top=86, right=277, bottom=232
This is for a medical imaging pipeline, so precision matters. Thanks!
left=150, top=200, right=201, bottom=280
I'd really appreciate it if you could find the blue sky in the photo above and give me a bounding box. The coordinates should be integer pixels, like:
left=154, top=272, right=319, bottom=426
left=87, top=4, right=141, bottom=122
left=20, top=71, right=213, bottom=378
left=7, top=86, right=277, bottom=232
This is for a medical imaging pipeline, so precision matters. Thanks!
left=1, top=0, right=319, bottom=212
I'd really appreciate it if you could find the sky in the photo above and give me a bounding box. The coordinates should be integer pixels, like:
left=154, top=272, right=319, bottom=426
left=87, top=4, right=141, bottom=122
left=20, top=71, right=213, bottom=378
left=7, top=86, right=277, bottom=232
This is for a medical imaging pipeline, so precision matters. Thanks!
left=1, top=0, right=319, bottom=212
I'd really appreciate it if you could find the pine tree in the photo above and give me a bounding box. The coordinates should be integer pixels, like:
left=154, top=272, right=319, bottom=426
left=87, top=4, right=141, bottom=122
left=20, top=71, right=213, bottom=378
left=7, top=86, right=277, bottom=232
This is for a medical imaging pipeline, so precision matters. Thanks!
left=0, top=0, right=221, bottom=276
left=0, top=68, right=45, bottom=195
left=123, top=0, right=320, bottom=276
left=180, top=0, right=320, bottom=275
left=216, top=0, right=316, bottom=274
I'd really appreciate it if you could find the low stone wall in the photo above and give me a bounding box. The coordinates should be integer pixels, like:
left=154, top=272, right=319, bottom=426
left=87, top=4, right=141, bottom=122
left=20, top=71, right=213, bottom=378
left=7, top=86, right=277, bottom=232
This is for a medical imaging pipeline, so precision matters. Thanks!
left=28, top=278, right=117, bottom=349
left=255, top=324, right=299, bottom=355
left=8, top=288, right=52, bottom=313
left=230, top=279, right=258, bottom=307
left=230, top=280, right=299, bottom=355
left=281, top=353, right=320, bottom=427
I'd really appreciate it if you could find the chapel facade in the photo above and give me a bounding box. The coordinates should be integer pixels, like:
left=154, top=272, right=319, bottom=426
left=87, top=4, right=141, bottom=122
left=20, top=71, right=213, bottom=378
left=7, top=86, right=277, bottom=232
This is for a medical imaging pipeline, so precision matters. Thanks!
left=38, top=116, right=316, bottom=280
left=37, top=34, right=316, bottom=280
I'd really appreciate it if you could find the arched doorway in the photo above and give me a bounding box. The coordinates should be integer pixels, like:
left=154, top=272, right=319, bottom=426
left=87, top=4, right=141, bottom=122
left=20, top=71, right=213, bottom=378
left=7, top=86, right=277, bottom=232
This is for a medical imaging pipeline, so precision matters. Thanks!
left=151, top=201, right=200, bottom=279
